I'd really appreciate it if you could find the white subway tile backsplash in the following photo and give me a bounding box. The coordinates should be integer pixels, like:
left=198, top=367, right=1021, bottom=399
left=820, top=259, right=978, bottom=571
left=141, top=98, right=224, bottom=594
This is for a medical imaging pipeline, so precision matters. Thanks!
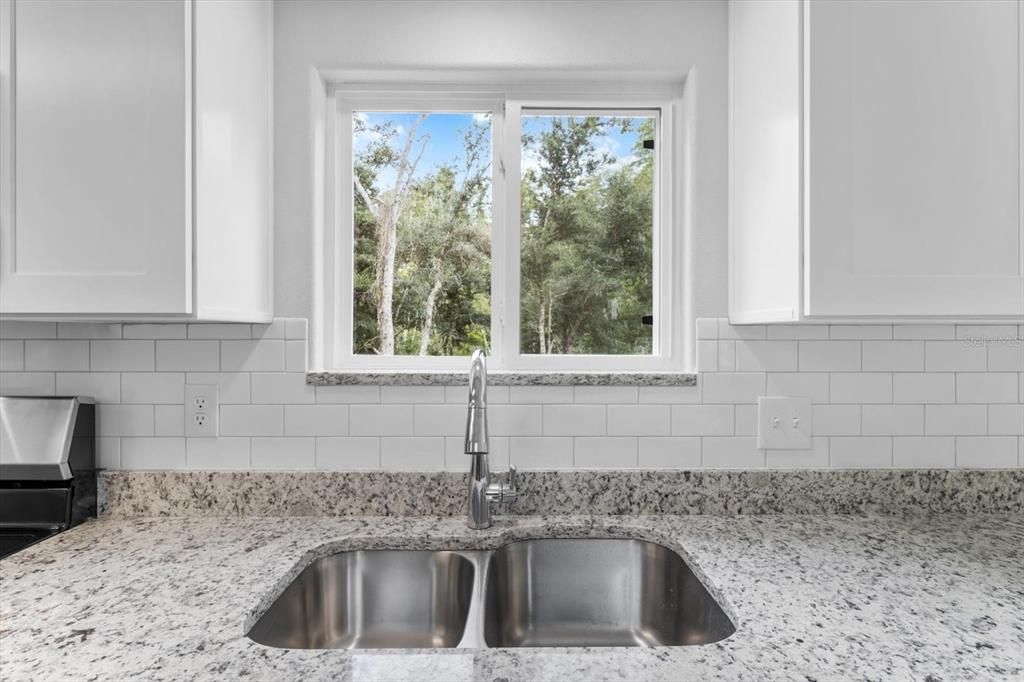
left=543, top=405, right=605, bottom=436
left=2, top=315, right=1017, bottom=474
left=251, top=438, right=316, bottom=470
left=488, top=405, right=543, bottom=436
left=766, top=372, right=829, bottom=403
left=830, top=325, right=892, bottom=340
left=122, top=323, right=187, bottom=340
left=892, top=437, right=955, bottom=468
left=696, top=340, right=718, bottom=372
left=186, top=373, right=251, bottom=404
left=987, top=342, right=1024, bottom=371
left=702, top=437, right=763, bottom=468
left=672, top=405, right=734, bottom=436
left=574, top=437, right=637, bottom=468
left=91, top=340, right=155, bottom=371
left=812, top=405, right=861, bottom=436
left=0, top=321, right=56, bottom=339
left=509, top=437, right=573, bottom=469
left=862, top=405, right=923, bottom=436
left=0, top=372, right=55, bottom=395
left=988, top=405, right=1023, bottom=436
left=221, top=340, right=285, bottom=372
left=717, top=340, right=736, bottom=371
left=925, top=405, right=987, bottom=436
left=638, top=386, right=700, bottom=404
left=413, top=404, right=465, bottom=436
left=893, top=324, right=955, bottom=340
left=56, top=372, right=120, bottom=403
left=285, top=340, right=307, bottom=372
left=830, top=373, right=892, bottom=404
left=510, top=386, right=574, bottom=403
left=0, top=340, right=24, bottom=371
left=574, top=386, right=638, bottom=404
left=607, top=404, right=670, bottom=436
left=316, top=385, right=380, bottom=404
left=251, top=372, right=315, bottom=404
left=154, top=405, right=185, bottom=436
left=829, top=437, right=891, bottom=468
left=25, top=340, right=89, bottom=371
left=955, top=437, right=1018, bottom=468
left=734, top=340, right=798, bottom=372
left=924, top=341, right=987, bottom=372
left=121, top=437, right=186, bottom=469
left=349, top=405, right=413, bottom=436
left=186, top=438, right=251, bottom=470
left=156, top=341, right=219, bottom=372
left=765, top=437, right=829, bottom=469
left=188, top=323, right=251, bottom=339
left=121, top=373, right=184, bottom=404
left=285, top=405, right=349, bottom=436
left=220, top=405, right=283, bottom=437
left=766, top=325, right=829, bottom=340
left=861, top=341, right=924, bottom=372
left=701, top=372, right=765, bottom=404
left=380, top=386, right=446, bottom=404
left=316, top=437, right=380, bottom=470
left=97, top=405, right=153, bottom=436
left=637, top=437, right=701, bottom=468
left=97, top=437, right=121, bottom=469
left=956, top=373, right=1018, bottom=404
left=380, top=437, right=444, bottom=470
left=892, top=373, right=955, bottom=404
left=799, top=341, right=860, bottom=372
left=57, top=323, right=122, bottom=339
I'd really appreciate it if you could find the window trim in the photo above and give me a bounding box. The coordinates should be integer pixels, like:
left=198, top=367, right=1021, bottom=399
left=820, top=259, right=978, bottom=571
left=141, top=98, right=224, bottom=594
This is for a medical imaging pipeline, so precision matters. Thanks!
left=317, top=80, right=689, bottom=373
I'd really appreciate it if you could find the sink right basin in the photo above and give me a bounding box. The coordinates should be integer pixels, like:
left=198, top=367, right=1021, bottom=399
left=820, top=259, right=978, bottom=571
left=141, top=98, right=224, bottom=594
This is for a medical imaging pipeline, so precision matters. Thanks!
left=482, top=538, right=736, bottom=647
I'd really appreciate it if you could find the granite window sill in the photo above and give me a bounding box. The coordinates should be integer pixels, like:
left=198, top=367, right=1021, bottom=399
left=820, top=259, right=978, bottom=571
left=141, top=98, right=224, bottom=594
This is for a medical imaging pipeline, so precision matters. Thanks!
left=306, top=371, right=697, bottom=387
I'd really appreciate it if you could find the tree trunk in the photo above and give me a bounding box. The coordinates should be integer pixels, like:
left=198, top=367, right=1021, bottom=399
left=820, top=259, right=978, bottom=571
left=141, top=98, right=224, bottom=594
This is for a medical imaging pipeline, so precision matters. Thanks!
left=537, top=300, right=547, bottom=354
left=418, top=271, right=444, bottom=356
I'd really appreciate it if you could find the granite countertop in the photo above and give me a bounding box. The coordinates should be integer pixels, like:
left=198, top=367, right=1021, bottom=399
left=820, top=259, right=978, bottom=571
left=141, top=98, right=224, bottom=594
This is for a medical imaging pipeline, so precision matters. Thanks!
left=1, top=514, right=1022, bottom=681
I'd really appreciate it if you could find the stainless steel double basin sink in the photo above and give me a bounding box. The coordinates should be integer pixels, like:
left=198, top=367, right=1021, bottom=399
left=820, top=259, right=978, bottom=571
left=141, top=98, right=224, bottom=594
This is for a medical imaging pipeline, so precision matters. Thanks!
left=247, top=538, right=735, bottom=650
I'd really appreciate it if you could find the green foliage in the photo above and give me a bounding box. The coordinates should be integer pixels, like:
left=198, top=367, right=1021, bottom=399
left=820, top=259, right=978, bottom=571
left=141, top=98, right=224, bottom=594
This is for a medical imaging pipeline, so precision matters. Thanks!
left=353, top=113, right=654, bottom=357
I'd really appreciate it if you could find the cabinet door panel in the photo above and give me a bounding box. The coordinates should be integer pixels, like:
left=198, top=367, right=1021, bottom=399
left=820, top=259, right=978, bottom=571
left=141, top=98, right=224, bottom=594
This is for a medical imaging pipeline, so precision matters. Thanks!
left=1, top=0, right=189, bottom=314
left=806, top=0, right=1023, bottom=317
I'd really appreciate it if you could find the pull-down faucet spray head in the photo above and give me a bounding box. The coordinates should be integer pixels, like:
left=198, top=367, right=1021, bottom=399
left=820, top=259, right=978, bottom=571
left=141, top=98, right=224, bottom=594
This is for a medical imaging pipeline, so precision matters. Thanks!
left=464, top=349, right=489, bottom=455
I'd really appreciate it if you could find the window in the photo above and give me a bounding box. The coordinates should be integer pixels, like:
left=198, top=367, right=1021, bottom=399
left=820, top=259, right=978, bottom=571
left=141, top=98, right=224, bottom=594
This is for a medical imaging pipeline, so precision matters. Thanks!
left=319, top=85, right=686, bottom=372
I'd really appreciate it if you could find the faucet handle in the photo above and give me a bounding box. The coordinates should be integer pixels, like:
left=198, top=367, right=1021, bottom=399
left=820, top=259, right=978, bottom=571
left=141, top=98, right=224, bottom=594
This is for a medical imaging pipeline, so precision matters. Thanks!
left=502, top=464, right=519, bottom=505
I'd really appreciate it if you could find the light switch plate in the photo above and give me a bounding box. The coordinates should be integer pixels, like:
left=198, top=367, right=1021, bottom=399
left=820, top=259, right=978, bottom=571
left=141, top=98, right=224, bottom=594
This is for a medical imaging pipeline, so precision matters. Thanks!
left=757, top=396, right=811, bottom=449
left=185, top=384, right=219, bottom=438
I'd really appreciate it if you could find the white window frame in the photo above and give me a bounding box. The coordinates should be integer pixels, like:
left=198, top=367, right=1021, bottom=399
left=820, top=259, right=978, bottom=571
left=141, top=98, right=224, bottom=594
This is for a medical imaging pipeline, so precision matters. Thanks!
left=317, top=80, right=688, bottom=373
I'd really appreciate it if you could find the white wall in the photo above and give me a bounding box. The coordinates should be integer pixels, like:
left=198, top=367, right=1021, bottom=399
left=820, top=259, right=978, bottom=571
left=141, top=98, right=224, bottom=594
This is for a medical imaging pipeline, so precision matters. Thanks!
left=272, top=0, right=729, bottom=320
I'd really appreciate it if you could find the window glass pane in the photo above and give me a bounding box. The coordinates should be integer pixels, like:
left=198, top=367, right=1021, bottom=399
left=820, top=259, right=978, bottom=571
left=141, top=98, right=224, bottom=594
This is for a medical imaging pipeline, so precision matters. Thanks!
left=352, top=112, right=492, bottom=356
left=520, top=113, right=655, bottom=355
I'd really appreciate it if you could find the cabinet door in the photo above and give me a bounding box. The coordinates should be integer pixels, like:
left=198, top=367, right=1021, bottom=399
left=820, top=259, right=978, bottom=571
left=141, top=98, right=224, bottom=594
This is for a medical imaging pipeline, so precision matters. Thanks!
left=805, top=0, right=1023, bottom=317
left=0, top=0, right=190, bottom=314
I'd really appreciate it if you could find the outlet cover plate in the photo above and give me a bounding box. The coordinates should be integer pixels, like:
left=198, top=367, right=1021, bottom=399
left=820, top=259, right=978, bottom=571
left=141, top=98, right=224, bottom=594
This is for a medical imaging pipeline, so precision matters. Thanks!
left=185, top=384, right=219, bottom=438
left=757, top=396, right=811, bottom=449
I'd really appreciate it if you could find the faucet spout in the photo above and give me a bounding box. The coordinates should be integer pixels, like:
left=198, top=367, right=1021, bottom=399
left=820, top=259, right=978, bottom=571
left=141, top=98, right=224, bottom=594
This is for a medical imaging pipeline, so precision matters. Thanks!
left=464, top=349, right=518, bottom=529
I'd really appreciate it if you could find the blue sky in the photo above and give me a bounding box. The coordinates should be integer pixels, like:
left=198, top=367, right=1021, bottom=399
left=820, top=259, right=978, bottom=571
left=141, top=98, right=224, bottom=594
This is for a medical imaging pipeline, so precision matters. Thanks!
left=353, top=111, right=651, bottom=188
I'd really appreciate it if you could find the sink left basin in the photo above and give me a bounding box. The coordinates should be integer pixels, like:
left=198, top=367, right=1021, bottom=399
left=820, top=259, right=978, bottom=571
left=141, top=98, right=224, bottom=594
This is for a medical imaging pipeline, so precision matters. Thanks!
left=247, top=550, right=475, bottom=649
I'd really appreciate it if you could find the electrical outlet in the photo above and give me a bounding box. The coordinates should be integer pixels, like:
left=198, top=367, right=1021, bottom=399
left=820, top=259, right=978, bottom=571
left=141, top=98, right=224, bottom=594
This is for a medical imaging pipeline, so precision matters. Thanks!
left=185, top=384, right=218, bottom=438
left=757, top=396, right=811, bottom=449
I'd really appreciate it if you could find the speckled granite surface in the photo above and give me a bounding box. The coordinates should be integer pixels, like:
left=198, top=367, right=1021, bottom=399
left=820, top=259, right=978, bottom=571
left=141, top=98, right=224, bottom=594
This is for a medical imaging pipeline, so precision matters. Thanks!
left=306, top=371, right=698, bottom=386
left=0, top=514, right=1021, bottom=681
left=100, top=469, right=1024, bottom=518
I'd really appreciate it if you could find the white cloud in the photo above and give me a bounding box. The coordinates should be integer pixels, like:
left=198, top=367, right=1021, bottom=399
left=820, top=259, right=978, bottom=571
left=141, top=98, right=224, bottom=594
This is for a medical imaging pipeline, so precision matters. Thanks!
left=473, top=112, right=491, bottom=127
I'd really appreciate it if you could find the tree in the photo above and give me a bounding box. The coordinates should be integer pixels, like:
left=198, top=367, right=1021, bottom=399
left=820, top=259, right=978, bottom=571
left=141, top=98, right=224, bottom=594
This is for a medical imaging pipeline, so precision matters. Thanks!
left=353, top=113, right=429, bottom=355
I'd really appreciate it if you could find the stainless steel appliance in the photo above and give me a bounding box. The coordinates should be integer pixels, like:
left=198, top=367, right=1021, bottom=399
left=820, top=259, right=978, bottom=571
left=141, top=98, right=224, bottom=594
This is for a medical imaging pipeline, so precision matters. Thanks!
left=0, top=396, right=97, bottom=559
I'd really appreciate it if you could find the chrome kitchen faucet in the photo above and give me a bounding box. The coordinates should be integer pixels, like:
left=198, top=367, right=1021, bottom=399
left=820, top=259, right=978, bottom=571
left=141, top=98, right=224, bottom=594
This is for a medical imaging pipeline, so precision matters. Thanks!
left=465, top=349, right=518, bottom=529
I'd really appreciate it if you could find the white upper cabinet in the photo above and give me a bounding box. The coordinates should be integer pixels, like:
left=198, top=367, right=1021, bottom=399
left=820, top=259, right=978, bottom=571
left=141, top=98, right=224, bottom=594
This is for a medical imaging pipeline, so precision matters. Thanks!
left=730, top=0, right=1024, bottom=322
left=0, top=0, right=272, bottom=321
